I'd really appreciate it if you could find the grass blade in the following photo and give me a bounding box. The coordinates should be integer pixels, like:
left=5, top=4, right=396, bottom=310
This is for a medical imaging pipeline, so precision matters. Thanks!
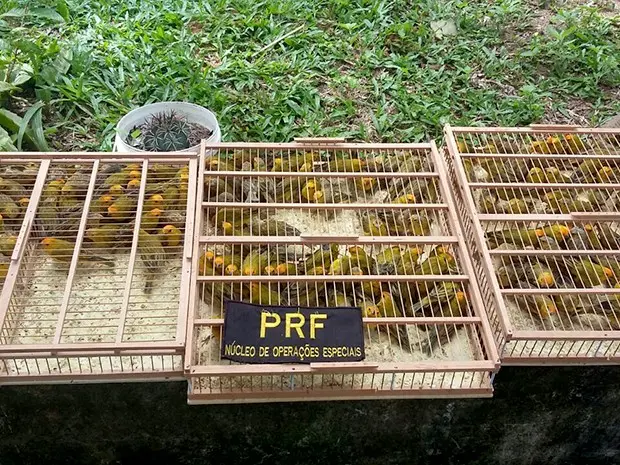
left=16, top=101, right=48, bottom=151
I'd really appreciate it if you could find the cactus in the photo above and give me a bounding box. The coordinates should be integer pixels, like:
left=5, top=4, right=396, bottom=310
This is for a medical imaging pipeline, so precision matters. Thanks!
left=140, top=111, right=192, bottom=151
left=126, top=109, right=213, bottom=152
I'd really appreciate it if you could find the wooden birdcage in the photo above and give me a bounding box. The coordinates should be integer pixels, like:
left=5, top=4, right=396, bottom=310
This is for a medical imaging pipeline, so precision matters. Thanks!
left=444, top=125, right=620, bottom=364
left=0, top=152, right=198, bottom=382
left=185, top=139, right=499, bottom=403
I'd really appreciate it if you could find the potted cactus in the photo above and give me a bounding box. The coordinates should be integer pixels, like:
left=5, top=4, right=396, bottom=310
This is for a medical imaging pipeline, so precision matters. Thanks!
left=114, top=102, right=220, bottom=153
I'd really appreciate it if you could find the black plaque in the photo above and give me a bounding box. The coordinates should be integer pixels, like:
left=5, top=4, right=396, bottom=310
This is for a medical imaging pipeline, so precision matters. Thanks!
left=221, top=301, right=365, bottom=364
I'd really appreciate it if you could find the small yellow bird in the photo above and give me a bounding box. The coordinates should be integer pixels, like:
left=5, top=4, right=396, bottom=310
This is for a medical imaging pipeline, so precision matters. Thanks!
left=562, top=134, right=586, bottom=153
left=249, top=283, right=280, bottom=305
left=40, top=237, right=114, bottom=267
left=144, top=194, right=165, bottom=211
left=329, top=158, right=365, bottom=172
left=354, top=177, right=377, bottom=192
left=305, top=243, right=339, bottom=270
left=109, top=184, right=124, bottom=196
left=159, top=224, right=182, bottom=248
left=0, top=256, right=8, bottom=280
left=85, top=225, right=124, bottom=249
left=241, top=249, right=270, bottom=276
left=0, top=194, right=20, bottom=219
left=140, top=208, right=162, bottom=233
left=108, top=195, right=138, bottom=220
left=360, top=212, right=388, bottom=236
left=328, top=256, right=352, bottom=276
left=213, top=253, right=241, bottom=274
left=0, top=234, right=18, bottom=256
left=301, top=179, right=319, bottom=201
left=514, top=293, right=557, bottom=320
left=127, top=178, right=141, bottom=191
left=348, top=246, right=376, bottom=274
left=198, top=251, right=215, bottom=276
left=567, top=258, right=614, bottom=287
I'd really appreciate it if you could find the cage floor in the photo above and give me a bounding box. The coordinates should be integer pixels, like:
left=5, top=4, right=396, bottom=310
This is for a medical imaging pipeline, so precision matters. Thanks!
left=1, top=354, right=184, bottom=379
left=195, top=206, right=484, bottom=390
left=2, top=249, right=183, bottom=378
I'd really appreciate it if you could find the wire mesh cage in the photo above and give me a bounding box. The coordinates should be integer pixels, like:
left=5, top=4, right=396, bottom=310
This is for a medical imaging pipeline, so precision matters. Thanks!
left=444, top=125, right=620, bottom=364
left=0, top=152, right=198, bottom=382
left=186, top=139, right=499, bottom=403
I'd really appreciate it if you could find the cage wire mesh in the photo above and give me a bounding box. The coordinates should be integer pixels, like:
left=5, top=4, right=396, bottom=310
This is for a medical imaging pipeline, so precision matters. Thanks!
left=0, top=152, right=198, bottom=382
left=186, top=139, right=498, bottom=403
left=444, top=125, right=620, bottom=363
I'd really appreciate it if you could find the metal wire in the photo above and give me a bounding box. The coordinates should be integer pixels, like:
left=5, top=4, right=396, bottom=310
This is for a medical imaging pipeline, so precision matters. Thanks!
left=445, top=125, right=620, bottom=362
left=187, top=141, right=497, bottom=402
left=0, top=153, right=196, bottom=380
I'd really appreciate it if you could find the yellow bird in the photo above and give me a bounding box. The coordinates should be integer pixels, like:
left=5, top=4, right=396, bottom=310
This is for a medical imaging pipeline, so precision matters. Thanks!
left=391, top=194, right=416, bottom=204
left=326, top=291, right=351, bottom=307
left=212, top=253, right=241, bottom=276
left=103, top=172, right=130, bottom=188
left=85, top=225, right=124, bottom=249
left=598, top=166, right=615, bottom=183
left=348, top=246, right=376, bottom=274
left=0, top=256, right=8, bottom=280
left=144, top=194, right=165, bottom=211
left=136, top=229, right=165, bottom=294
left=354, top=177, right=377, bottom=192
left=329, top=158, right=365, bottom=172
left=562, top=134, right=586, bottom=153
left=376, top=246, right=401, bottom=266
left=514, top=294, right=557, bottom=320
left=0, top=234, right=17, bottom=256
left=140, top=208, right=162, bottom=233
left=300, top=179, right=319, bottom=202
left=328, top=256, right=352, bottom=276
left=109, top=184, right=124, bottom=196
left=0, top=194, right=19, bottom=219
left=526, top=262, right=556, bottom=288
left=159, top=224, right=182, bottom=247
left=249, top=283, right=280, bottom=305
left=375, top=291, right=400, bottom=318
left=108, top=195, right=138, bottom=220
left=241, top=249, right=270, bottom=276
left=305, top=243, right=339, bottom=271
left=127, top=178, right=141, bottom=191
left=40, top=237, right=114, bottom=267
left=198, top=250, right=215, bottom=276
left=360, top=211, right=388, bottom=236
left=567, top=258, right=615, bottom=287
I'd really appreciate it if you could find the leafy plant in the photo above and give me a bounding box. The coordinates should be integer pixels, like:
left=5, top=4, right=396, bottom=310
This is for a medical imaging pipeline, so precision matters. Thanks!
left=0, top=0, right=70, bottom=151
left=2, top=0, right=620, bottom=149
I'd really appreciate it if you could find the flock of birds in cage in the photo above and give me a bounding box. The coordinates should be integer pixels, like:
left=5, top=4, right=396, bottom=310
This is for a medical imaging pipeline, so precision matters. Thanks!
left=198, top=148, right=475, bottom=356
left=458, top=133, right=620, bottom=332
left=1, top=162, right=188, bottom=296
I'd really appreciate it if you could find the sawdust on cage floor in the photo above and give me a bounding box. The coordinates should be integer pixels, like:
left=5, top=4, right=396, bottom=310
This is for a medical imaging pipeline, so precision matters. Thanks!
left=503, top=298, right=620, bottom=358
left=192, top=324, right=485, bottom=392
left=195, top=199, right=485, bottom=391
left=2, top=248, right=184, bottom=377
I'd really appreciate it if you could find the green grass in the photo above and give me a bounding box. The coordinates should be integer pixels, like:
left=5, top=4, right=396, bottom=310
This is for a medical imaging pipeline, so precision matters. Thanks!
left=2, top=0, right=620, bottom=149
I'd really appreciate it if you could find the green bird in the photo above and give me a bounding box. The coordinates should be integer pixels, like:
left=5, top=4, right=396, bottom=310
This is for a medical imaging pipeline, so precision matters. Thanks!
left=566, top=258, right=615, bottom=287
left=0, top=194, right=20, bottom=219
left=136, top=229, right=165, bottom=294
left=241, top=249, right=271, bottom=276
left=250, top=218, right=301, bottom=236
left=249, top=283, right=281, bottom=305
left=305, top=243, right=339, bottom=271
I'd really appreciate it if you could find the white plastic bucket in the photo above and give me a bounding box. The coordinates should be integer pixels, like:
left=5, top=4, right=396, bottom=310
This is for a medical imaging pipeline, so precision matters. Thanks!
left=114, top=101, right=221, bottom=153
